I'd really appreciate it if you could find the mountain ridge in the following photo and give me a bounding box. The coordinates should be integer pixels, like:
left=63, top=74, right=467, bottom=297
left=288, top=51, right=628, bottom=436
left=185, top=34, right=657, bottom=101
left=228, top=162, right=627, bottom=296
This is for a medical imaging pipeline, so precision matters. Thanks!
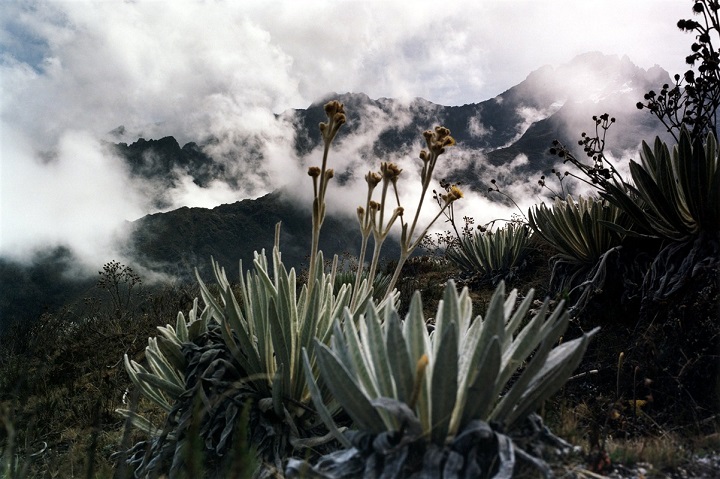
left=107, top=52, right=669, bottom=204
left=0, top=52, right=674, bottom=330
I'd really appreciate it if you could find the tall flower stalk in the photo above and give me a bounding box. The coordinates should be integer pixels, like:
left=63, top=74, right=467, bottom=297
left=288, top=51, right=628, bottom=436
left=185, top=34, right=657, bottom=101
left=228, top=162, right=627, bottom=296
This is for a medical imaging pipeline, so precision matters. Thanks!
left=349, top=127, right=461, bottom=307
left=307, top=108, right=460, bottom=308
left=308, top=100, right=346, bottom=295
left=383, top=126, right=461, bottom=299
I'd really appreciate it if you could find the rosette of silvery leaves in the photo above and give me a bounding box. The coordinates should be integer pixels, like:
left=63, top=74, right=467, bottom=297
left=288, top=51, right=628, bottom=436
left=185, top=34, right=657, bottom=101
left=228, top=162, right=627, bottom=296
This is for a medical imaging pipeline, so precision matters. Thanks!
left=287, top=281, right=597, bottom=479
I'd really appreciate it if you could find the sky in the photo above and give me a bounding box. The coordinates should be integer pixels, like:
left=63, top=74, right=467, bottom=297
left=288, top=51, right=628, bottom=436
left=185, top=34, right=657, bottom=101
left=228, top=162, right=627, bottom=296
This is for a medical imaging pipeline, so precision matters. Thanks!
left=0, top=0, right=694, bottom=268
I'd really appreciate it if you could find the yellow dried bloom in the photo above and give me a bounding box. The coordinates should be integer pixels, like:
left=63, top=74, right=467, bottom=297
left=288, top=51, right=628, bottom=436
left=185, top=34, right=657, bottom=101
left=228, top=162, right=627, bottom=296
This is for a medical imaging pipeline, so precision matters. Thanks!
left=449, top=185, right=463, bottom=200
left=441, top=135, right=456, bottom=147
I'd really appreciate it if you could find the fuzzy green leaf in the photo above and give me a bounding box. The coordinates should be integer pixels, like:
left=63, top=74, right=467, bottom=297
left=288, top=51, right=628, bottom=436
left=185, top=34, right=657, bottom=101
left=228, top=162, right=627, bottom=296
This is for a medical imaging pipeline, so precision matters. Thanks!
left=314, top=341, right=385, bottom=433
left=430, top=322, right=458, bottom=445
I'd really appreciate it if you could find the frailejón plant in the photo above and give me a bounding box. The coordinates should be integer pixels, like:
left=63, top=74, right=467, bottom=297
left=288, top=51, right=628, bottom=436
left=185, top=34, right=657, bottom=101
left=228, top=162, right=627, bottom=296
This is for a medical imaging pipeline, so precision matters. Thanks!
left=528, top=195, right=630, bottom=307
left=121, top=228, right=384, bottom=476
left=601, top=127, right=719, bottom=241
left=446, top=222, right=531, bottom=283
left=290, top=281, right=598, bottom=478
left=599, top=126, right=720, bottom=299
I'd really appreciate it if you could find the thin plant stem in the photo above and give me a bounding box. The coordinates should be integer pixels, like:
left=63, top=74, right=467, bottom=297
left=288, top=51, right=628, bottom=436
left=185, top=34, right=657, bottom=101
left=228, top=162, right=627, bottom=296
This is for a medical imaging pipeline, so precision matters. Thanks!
left=308, top=142, right=331, bottom=294
left=383, top=201, right=453, bottom=300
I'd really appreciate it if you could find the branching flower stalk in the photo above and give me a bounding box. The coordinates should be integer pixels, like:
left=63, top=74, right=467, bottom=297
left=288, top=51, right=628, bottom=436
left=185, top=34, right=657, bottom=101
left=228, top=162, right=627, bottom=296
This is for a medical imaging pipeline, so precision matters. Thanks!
left=351, top=167, right=404, bottom=309
left=382, top=127, right=461, bottom=300
left=637, top=0, right=720, bottom=142
left=432, top=178, right=468, bottom=243
left=308, top=101, right=346, bottom=295
left=486, top=179, right=529, bottom=223
left=367, top=163, right=404, bottom=285
left=351, top=172, right=381, bottom=308
left=548, top=114, right=623, bottom=193
left=306, top=106, right=459, bottom=308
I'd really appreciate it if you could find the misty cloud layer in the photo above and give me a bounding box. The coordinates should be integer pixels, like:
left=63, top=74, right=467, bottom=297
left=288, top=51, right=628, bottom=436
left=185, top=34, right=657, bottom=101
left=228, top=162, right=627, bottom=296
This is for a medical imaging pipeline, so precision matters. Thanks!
left=0, top=0, right=691, bottom=270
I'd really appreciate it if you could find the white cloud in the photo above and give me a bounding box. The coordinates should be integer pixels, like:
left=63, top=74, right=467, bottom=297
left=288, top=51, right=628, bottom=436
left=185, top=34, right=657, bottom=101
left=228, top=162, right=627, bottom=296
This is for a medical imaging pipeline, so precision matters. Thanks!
left=0, top=126, right=145, bottom=267
left=468, top=115, right=491, bottom=139
left=0, top=0, right=696, bottom=267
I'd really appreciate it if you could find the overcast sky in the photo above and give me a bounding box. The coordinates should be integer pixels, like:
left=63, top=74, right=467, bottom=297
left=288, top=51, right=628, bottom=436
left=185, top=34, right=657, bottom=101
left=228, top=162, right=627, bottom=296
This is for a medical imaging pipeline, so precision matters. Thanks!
left=0, top=0, right=695, bottom=266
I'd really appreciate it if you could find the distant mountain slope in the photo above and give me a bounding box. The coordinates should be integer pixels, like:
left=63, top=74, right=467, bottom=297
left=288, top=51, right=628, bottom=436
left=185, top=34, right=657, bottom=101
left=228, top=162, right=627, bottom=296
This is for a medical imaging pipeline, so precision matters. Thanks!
left=125, top=189, right=396, bottom=282
left=108, top=136, right=230, bottom=209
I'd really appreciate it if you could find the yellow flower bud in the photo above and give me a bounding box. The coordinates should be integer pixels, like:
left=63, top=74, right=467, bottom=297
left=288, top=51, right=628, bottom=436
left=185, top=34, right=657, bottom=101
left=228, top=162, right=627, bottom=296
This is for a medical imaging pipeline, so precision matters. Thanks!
left=428, top=126, right=455, bottom=154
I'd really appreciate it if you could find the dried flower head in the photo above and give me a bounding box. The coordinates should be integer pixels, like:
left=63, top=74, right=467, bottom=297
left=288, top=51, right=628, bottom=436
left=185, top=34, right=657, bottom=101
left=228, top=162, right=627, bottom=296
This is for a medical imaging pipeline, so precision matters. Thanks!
left=365, top=171, right=382, bottom=188
left=308, top=166, right=321, bottom=178
left=324, top=100, right=344, bottom=119
left=381, top=162, right=403, bottom=181
left=449, top=185, right=464, bottom=201
left=424, top=126, right=456, bottom=154
left=357, top=206, right=365, bottom=223
left=441, top=185, right=463, bottom=205
left=319, top=100, right=347, bottom=143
